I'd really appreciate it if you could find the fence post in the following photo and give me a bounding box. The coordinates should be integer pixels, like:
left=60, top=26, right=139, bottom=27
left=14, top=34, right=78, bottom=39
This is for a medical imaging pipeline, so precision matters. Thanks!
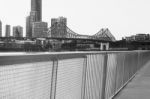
left=137, top=51, right=141, bottom=70
left=101, top=54, right=108, bottom=99
left=50, top=59, right=58, bottom=99
left=81, top=56, right=87, bottom=99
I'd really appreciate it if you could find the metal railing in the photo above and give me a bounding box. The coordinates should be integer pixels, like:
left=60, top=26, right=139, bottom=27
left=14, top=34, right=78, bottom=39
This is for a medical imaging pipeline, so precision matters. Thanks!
left=0, top=51, right=150, bottom=99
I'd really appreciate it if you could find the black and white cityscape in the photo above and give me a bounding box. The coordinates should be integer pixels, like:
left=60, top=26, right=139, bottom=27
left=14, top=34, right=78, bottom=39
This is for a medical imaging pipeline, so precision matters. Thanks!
left=1, top=0, right=150, bottom=99
left=0, top=0, right=150, bottom=51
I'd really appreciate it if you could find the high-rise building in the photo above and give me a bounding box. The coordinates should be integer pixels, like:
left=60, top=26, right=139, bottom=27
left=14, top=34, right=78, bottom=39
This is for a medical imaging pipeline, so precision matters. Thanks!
left=5, top=25, right=11, bottom=37
left=30, top=11, right=38, bottom=23
left=0, top=20, right=2, bottom=37
left=13, top=26, right=23, bottom=37
left=31, top=0, right=42, bottom=21
left=32, top=22, right=48, bottom=38
left=51, top=17, right=67, bottom=38
left=26, top=0, right=42, bottom=38
left=26, top=16, right=32, bottom=37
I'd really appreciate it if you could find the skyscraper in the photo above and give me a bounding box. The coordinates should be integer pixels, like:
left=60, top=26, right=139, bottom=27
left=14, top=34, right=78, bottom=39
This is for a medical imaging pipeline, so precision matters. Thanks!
left=26, top=16, right=32, bottom=37
left=26, top=0, right=42, bottom=38
left=5, top=25, right=11, bottom=37
left=13, top=26, right=23, bottom=38
left=0, top=20, right=2, bottom=37
left=51, top=17, right=67, bottom=38
left=31, top=0, right=42, bottom=21
left=32, top=22, right=48, bottom=38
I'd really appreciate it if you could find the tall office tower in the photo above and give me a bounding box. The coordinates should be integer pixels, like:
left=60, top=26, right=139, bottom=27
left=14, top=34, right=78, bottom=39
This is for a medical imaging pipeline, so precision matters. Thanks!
left=30, top=11, right=38, bottom=22
left=26, top=16, right=32, bottom=37
left=26, top=0, right=42, bottom=38
left=5, top=25, right=11, bottom=37
left=32, top=22, right=48, bottom=38
left=31, top=0, right=42, bottom=21
left=13, top=26, right=23, bottom=37
left=0, top=20, right=2, bottom=37
left=51, top=17, right=67, bottom=38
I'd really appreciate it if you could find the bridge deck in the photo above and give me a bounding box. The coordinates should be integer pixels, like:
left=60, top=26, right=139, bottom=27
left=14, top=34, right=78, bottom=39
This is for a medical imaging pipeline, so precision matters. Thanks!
left=114, top=61, right=150, bottom=99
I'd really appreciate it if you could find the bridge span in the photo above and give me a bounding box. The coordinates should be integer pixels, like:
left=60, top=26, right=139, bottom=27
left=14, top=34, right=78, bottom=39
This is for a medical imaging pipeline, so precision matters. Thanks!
left=0, top=51, right=150, bottom=99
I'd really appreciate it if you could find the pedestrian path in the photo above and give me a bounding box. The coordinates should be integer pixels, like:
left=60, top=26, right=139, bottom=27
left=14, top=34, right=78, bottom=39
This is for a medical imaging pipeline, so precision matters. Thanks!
left=114, top=61, right=150, bottom=99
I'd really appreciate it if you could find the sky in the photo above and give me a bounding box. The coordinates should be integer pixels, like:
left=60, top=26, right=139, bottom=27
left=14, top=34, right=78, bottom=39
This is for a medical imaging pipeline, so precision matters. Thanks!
left=0, top=0, right=150, bottom=40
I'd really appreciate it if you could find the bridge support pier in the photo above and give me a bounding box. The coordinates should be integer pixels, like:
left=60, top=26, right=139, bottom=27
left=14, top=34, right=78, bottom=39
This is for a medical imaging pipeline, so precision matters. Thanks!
left=100, top=42, right=109, bottom=50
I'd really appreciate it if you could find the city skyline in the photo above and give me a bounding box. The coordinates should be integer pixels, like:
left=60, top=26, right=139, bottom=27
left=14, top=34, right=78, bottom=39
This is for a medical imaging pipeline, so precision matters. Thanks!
left=0, top=0, right=150, bottom=40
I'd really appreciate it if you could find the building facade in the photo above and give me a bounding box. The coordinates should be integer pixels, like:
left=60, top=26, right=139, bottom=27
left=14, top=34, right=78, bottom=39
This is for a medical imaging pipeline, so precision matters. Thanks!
left=31, top=0, right=42, bottom=21
left=5, top=25, right=11, bottom=37
left=13, top=26, right=23, bottom=37
left=26, top=0, right=42, bottom=38
left=51, top=17, right=67, bottom=38
left=26, top=16, right=32, bottom=37
left=32, top=22, right=48, bottom=38
left=0, top=20, right=2, bottom=37
left=125, top=34, right=150, bottom=41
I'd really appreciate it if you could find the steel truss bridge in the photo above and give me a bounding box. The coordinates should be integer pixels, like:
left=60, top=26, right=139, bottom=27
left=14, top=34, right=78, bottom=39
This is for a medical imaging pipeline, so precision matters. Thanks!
left=0, top=26, right=116, bottom=42
left=47, top=25, right=116, bottom=42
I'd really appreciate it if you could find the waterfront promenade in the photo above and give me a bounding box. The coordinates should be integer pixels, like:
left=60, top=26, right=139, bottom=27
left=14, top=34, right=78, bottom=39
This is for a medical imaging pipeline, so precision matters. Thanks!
left=114, top=61, right=150, bottom=99
left=0, top=51, right=150, bottom=99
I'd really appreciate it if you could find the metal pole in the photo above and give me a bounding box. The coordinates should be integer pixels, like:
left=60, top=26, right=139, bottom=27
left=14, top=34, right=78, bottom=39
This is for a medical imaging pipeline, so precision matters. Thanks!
left=101, top=54, right=108, bottom=99
left=50, top=60, right=58, bottom=99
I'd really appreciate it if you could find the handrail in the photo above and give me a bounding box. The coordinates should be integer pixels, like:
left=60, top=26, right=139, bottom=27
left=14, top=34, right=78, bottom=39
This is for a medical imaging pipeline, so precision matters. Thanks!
left=0, top=51, right=149, bottom=99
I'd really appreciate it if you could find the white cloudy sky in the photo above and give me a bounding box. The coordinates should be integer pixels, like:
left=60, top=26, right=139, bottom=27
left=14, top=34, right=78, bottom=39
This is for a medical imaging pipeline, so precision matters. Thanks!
left=0, top=0, right=150, bottom=40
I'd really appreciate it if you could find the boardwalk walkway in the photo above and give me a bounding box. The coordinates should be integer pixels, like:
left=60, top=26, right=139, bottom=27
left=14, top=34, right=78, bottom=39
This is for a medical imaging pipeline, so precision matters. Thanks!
left=114, top=61, right=150, bottom=99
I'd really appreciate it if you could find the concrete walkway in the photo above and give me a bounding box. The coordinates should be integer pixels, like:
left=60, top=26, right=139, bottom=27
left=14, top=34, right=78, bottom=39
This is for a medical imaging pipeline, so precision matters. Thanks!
left=114, top=61, right=150, bottom=99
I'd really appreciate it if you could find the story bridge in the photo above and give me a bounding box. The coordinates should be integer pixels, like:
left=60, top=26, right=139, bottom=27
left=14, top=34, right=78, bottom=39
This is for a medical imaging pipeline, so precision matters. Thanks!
left=0, top=25, right=116, bottom=42
left=47, top=25, right=116, bottom=42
